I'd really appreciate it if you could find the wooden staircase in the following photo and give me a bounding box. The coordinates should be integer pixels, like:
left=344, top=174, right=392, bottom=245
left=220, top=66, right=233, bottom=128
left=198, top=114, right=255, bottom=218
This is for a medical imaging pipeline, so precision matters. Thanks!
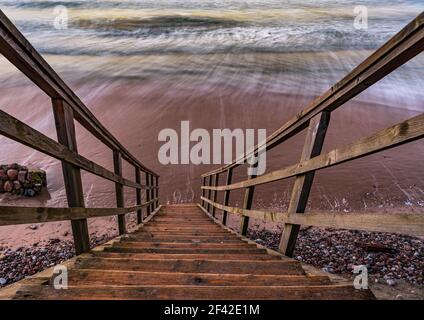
left=3, top=204, right=375, bottom=300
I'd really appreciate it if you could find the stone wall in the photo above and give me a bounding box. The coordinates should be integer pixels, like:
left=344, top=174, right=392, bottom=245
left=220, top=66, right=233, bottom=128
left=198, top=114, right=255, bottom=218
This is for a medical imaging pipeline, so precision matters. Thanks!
left=0, top=163, right=46, bottom=197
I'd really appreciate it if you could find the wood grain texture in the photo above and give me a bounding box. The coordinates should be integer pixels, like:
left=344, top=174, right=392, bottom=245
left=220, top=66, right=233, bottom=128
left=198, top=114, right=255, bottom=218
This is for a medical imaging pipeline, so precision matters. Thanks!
left=202, top=198, right=424, bottom=237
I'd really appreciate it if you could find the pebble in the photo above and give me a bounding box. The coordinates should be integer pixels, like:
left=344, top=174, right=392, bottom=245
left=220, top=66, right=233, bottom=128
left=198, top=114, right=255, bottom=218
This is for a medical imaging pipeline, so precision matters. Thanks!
left=0, top=235, right=113, bottom=287
left=386, top=279, right=397, bottom=286
left=29, top=225, right=38, bottom=230
left=247, top=227, right=424, bottom=286
left=6, top=169, right=18, bottom=180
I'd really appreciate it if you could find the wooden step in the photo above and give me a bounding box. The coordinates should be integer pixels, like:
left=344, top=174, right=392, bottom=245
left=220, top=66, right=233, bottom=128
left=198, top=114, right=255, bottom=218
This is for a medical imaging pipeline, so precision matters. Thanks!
left=113, top=242, right=256, bottom=249
left=60, top=269, right=331, bottom=286
left=92, top=252, right=282, bottom=261
left=75, top=258, right=305, bottom=275
left=104, top=246, right=267, bottom=254
left=122, top=235, right=241, bottom=242
left=14, top=284, right=374, bottom=300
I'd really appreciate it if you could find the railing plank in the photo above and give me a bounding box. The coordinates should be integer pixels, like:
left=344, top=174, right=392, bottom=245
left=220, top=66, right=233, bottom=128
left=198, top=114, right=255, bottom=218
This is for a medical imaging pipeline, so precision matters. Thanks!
left=0, top=109, right=145, bottom=189
left=201, top=197, right=424, bottom=238
left=279, top=111, right=330, bottom=257
left=0, top=200, right=158, bottom=226
left=52, top=98, right=90, bottom=255
left=203, top=112, right=424, bottom=191
left=0, top=10, right=158, bottom=177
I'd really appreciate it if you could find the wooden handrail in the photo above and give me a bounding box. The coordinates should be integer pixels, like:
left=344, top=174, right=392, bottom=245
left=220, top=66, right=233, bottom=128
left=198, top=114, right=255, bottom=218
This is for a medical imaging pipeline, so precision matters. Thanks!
left=202, top=112, right=424, bottom=192
left=202, top=12, right=424, bottom=178
left=201, top=197, right=424, bottom=238
left=0, top=10, right=160, bottom=254
left=0, top=199, right=159, bottom=226
left=199, top=13, right=424, bottom=257
left=0, top=10, right=158, bottom=177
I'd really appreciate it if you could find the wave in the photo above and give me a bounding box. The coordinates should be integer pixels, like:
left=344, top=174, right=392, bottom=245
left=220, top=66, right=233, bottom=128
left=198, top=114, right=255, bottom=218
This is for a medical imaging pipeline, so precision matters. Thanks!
left=72, top=16, right=244, bottom=33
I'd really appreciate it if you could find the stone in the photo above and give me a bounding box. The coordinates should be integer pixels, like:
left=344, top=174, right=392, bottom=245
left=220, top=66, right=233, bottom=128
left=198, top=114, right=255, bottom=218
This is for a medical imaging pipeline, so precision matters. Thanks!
left=0, top=278, right=6, bottom=286
left=6, top=169, right=18, bottom=180
left=24, top=188, right=35, bottom=197
left=386, top=279, right=396, bottom=286
left=3, top=180, right=14, bottom=192
left=28, top=170, right=46, bottom=186
left=0, top=169, right=7, bottom=180
left=29, top=225, right=38, bottom=230
left=13, top=180, right=22, bottom=190
left=17, top=170, right=27, bottom=183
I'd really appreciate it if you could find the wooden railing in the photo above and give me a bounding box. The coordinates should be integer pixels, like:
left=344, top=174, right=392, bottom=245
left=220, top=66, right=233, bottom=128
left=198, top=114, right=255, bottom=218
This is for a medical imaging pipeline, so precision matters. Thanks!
left=0, top=11, right=159, bottom=255
left=200, top=12, right=424, bottom=257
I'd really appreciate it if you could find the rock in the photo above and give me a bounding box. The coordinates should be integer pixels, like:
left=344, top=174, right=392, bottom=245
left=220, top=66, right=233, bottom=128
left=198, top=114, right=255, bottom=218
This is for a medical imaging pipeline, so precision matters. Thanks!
left=29, top=225, right=38, bottom=230
left=28, top=170, right=46, bottom=186
left=386, top=279, right=396, bottom=286
left=6, top=169, right=18, bottom=180
left=0, top=169, right=7, bottom=179
left=3, top=180, right=14, bottom=192
left=0, top=278, right=6, bottom=285
left=62, top=231, right=69, bottom=237
left=17, top=170, right=27, bottom=183
left=13, top=180, right=22, bottom=190
left=24, top=188, right=36, bottom=197
left=396, top=294, right=404, bottom=300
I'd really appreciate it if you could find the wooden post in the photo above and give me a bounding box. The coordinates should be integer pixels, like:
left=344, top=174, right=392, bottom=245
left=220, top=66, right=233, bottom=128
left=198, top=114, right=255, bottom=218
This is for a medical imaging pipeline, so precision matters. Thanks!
left=135, top=167, right=142, bottom=224
left=145, top=173, right=151, bottom=215
left=222, top=168, right=233, bottom=225
left=239, top=173, right=256, bottom=236
left=279, top=111, right=331, bottom=257
left=52, top=98, right=90, bottom=255
left=201, top=177, right=206, bottom=208
left=211, top=173, right=219, bottom=217
left=149, top=174, right=155, bottom=212
left=206, top=176, right=212, bottom=212
left=155, top=176, right=159, bottom=208
left=113, top=150, right=126, bottom=235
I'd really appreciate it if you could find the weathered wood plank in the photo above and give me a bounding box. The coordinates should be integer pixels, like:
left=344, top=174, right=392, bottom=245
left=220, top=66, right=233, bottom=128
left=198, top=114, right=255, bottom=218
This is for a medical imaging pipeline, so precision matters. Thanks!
left=202, top=197, right=424, bottom=237
left=52, top=98, right=90, bottom=255
left=0, top=10, right=158, bottom=176
left=13, top=284, right=374, bottom=300
left=0, top=201, right=157, bottom=226
left=222, top=168, right=233, bottom=225
left=135, top=167, right=142, bottom=224
left=64, top=269, right=330, bottom=286
left=75, top=257, right=304, bottom=275
left=0, top=109, right=145, bottom=189
left=113, top=150, right=126, bottom=235
left=211, top=173, right=219, bottom=217
left=279, top=111, right=330, bottom=257
left=203, top=112, right=424, bottom=191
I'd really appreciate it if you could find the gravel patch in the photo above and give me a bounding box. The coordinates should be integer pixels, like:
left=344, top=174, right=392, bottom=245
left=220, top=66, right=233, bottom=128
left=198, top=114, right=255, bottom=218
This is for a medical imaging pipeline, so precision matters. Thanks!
left=248, top=227, right=424, bottom=286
